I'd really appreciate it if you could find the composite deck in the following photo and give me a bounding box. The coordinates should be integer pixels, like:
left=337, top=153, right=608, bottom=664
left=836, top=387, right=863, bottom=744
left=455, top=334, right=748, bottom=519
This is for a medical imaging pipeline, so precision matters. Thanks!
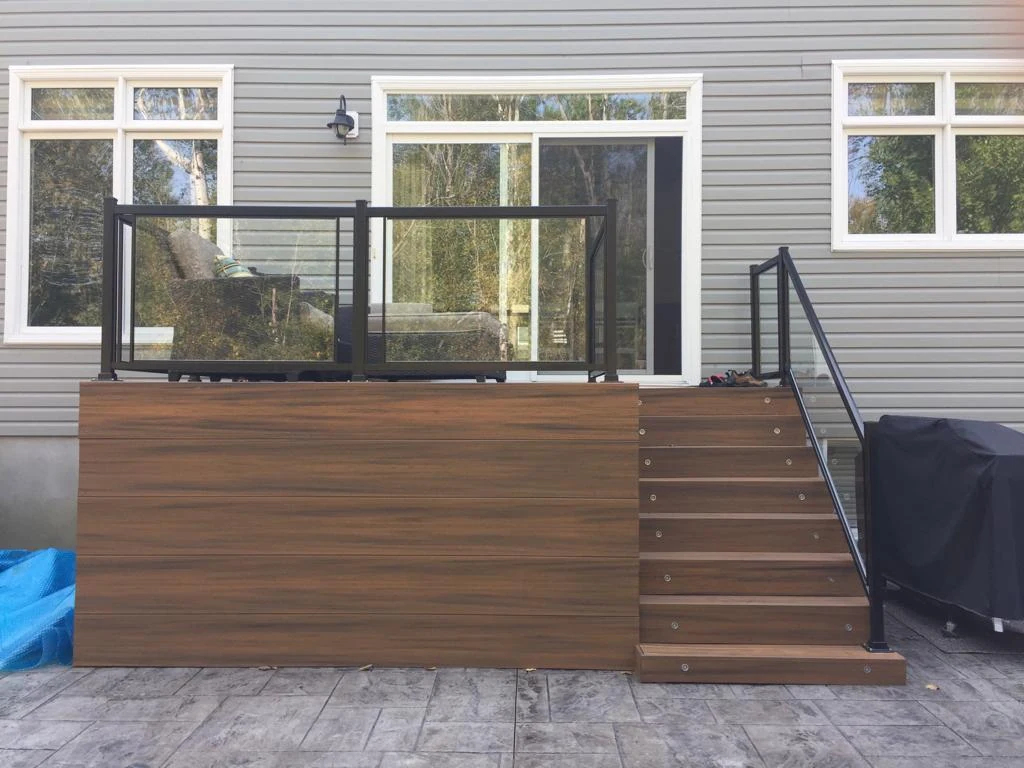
left=74, top=382, right=640, bottom=669
left=74, top=381, right=904, bottom=684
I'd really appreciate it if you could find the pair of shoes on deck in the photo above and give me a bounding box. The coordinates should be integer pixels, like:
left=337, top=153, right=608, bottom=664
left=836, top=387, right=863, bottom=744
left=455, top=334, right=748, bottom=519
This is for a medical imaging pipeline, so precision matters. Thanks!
left=698, top=369, right=767, bottom=388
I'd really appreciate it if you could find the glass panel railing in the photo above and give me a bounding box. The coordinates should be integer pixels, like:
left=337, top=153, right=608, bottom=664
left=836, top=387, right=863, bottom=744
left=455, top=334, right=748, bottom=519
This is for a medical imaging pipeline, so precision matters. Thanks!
left=101, top=200, right=617, bottom=380
left=126, top=215, right=342, bottom=363
left=375, top=214, right=605, bottom=367
left=788, top=283, right=865, bottom=555
left=749, top=247, right=884, bottom=648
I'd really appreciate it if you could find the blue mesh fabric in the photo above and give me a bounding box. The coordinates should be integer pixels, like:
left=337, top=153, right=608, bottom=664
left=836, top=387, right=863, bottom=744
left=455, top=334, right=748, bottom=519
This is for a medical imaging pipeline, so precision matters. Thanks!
left=0, top=549, right=75, bottom=670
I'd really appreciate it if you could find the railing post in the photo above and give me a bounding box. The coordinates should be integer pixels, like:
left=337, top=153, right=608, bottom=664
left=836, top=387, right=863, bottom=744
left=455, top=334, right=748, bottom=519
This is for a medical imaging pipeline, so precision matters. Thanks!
left=750, top=265, right=761, bottom=379
left=351, top=199, right=369, bottom=381
left=585, top=218, right=597, bottom=379
left=777, top=246, right=791, bottom=385
left=863, top=420, right=892, bottom=652
left=97, top=196, right=119, bottom=381
left=603, top=198, right=619, bottom=383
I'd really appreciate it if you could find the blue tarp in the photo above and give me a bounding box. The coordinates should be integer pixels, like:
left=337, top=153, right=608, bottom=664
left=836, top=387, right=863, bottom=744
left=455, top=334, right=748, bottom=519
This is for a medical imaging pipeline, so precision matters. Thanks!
left=0, top=549, right=75, bottom=670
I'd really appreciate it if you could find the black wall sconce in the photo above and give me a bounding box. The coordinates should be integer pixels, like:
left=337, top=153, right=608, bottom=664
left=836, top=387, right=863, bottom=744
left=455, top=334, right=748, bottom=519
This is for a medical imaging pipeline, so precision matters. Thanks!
left=326, top=95, right=359, bottom=142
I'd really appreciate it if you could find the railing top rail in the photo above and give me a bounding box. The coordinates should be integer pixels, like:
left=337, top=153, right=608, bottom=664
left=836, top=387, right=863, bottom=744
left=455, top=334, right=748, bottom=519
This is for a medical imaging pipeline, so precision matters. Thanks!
left=368, top=204, right=609, bottom=219
left=749, top=254, right=780, bottom=276
left=778, top=246, right=866, bottom=445
left=112, top=203, right=610, bottom=221
left=113, top=204, right=357, bottom=219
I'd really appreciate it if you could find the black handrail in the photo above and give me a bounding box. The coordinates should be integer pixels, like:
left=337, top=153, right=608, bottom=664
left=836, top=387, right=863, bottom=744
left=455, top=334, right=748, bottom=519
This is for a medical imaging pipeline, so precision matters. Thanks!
left=99, top=197, right=618, bottom=383
left=780, top=247, right=865, bottom=444
left=750, top=245, right=892, bottom=654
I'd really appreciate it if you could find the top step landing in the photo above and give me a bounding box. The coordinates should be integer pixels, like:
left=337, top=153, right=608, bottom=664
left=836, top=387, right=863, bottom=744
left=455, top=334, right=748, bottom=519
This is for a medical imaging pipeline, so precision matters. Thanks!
left=639, top=387, right=796, bottom=417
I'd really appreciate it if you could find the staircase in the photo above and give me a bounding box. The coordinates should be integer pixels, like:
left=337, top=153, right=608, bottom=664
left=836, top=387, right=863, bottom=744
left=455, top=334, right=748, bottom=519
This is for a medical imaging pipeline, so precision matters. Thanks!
left=633, top=386, right=906, bottom=685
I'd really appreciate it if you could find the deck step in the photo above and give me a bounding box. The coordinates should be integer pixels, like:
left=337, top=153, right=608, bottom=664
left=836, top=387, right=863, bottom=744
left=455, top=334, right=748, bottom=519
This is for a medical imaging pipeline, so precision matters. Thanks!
left=639, top=552, right=864, bottom=596
left=640, top=477, right=832, bottom=514
left=639, top=387, right=797, bottom=417
left=640, top=513, right=848, bottom=554
left=640, top=446, right=818, bottom=479
left=635, top=643, right=906, bottom=685
left=639, top=595, right=868, bottom=645
left=639, top=415, right=807, bottom=447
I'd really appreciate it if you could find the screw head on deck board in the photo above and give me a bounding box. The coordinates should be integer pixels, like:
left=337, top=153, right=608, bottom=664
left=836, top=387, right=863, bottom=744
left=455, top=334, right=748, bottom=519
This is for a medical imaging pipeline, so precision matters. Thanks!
left=764, top=397, right=772, bottom=404
left=845, top=624, right=854, bottom=632
left=639, top=428, right=646, bottom=435
left=671, top=621, right=680, bottom=630
left=773, top=427, right=782, bottom=435
left=813, top=532, right=821, bottom=540
left=650, top=494, right=657, bottom=502
left=785, top=458, right=793, bottom=466
left=655, top=529, right=663, bottom=538
left=864, top=665, right=872, bottom=674
left=644, top=459, right=652, bottom=466
left=798, top=492, right=807, bottom=501
left=664, top=574, right=672, bottom=582
left=680, top=664, right=690, bottom=672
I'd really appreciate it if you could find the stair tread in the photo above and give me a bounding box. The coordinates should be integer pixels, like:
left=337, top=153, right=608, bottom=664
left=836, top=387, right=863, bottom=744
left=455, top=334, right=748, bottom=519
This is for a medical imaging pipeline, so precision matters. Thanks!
left=640, top=512, right=835, bottom=521
left=640, top=414, right=798, bottom=420
left=640, top=551, right=854, bottom=562
left=640, top=595, right=868, bottom=607
left=643, top=446, right=812, bottom=451
left=643, top=481, right=827, bottom=487
left=638, top=643, right=890, bottom=660
left=638, top=391, right=790, bottom=397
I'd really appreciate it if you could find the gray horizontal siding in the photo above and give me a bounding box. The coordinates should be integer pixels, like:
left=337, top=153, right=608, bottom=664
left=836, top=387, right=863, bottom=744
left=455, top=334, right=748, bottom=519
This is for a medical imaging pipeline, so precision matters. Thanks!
left=1, top=0, right=1024, bottom=435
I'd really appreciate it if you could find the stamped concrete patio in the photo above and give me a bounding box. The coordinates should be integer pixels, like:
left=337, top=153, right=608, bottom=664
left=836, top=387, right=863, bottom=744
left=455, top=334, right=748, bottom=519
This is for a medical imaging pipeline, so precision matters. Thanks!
left=2, top=606, right=1024, bottom=768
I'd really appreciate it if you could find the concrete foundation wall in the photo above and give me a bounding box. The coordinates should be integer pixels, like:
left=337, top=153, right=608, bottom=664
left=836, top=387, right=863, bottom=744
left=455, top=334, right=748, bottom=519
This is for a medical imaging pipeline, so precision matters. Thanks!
left=0, top=437, right=77, bottom=549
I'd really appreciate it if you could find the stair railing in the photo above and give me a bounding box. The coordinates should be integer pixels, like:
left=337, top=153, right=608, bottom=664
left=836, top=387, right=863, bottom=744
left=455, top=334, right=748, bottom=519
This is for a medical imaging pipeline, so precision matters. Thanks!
left=750, top=246, right=892, bottom=654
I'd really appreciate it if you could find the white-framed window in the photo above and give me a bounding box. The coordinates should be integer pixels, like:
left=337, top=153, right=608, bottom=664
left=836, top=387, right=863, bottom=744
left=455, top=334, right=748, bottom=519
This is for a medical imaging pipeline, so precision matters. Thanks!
left=370, top=74, right=703, bottom=383
left=832, top=59, right=1024, bottom=251
left=3, top=65, right=233, bottom=345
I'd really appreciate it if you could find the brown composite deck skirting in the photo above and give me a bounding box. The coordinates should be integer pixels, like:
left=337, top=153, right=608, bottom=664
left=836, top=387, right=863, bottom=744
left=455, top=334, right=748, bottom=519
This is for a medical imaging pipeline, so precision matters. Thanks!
left=75, top=382, right=640, bottom=669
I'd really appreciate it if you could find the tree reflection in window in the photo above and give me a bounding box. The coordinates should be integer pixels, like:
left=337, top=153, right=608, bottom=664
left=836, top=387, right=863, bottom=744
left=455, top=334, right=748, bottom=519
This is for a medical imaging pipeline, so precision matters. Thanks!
left=28, top=139, right=113, bottom=326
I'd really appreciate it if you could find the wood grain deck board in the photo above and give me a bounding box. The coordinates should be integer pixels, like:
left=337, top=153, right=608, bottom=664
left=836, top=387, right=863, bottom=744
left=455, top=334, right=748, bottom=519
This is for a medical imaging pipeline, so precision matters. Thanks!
left=76, top=555, right=637, bottom=616
left=79, top=382, right=639, bottom=441
left=74, top=613, right=638, bottom=669
left=78, top=496, right=637, bottom=557
left=80, top=439, right=638, bottom=498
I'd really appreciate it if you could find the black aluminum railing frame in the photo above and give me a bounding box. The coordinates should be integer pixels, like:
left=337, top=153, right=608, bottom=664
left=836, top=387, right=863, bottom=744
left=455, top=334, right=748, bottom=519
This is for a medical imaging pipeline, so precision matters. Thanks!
left=99, top=197, right=619, bottom=383
left=750, top=246, right=892, bottom=654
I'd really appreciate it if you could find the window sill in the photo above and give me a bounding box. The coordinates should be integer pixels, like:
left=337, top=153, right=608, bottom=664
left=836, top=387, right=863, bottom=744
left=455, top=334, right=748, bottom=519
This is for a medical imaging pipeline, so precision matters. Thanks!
left=1, top=329, right=101, bottom=347
left=832, top=238, right=1024, bottom=252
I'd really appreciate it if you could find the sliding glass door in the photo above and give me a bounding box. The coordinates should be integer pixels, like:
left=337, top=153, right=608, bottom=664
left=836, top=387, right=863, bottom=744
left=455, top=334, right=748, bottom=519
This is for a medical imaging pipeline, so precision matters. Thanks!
left=538, top=139, right=653, bottom=373
left=385, top=133, right=683, bottom=375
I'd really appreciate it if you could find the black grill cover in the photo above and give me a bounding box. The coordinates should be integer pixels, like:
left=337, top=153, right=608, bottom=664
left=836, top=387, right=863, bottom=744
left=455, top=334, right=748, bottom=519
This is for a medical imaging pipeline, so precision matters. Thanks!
left=872, top=415, right=1024, bottom=620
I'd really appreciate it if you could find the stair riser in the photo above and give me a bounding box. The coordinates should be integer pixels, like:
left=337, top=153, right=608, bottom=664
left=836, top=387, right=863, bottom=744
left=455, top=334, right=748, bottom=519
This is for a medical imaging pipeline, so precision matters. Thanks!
left=640, top=559, right=865, bottom=597
left=640, top=603, right=868, bottom=645
left=639, top=389, right=798, bottom=417
left=640, top=517, right=849, bottom=554
left=635, top=652, right=906, bottom=685
left=640, top=448, right=818, bottom=478
left=641, top=480, right=832, bottom=514
left=640, top=415, right=807, bottom=447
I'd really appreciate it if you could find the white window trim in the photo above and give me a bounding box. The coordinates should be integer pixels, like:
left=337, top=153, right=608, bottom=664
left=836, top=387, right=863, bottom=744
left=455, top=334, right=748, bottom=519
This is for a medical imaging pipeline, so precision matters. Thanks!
left=3, top=64, right=234, bottom=346
left=832, top=59, right=1024, bottom=252
left=370, top=73, right=703, bottom=384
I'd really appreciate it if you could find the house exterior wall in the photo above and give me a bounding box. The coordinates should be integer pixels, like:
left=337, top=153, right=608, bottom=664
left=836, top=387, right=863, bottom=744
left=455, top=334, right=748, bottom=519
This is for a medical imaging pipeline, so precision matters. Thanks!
left=1, top=0, right=1023, bottom=546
